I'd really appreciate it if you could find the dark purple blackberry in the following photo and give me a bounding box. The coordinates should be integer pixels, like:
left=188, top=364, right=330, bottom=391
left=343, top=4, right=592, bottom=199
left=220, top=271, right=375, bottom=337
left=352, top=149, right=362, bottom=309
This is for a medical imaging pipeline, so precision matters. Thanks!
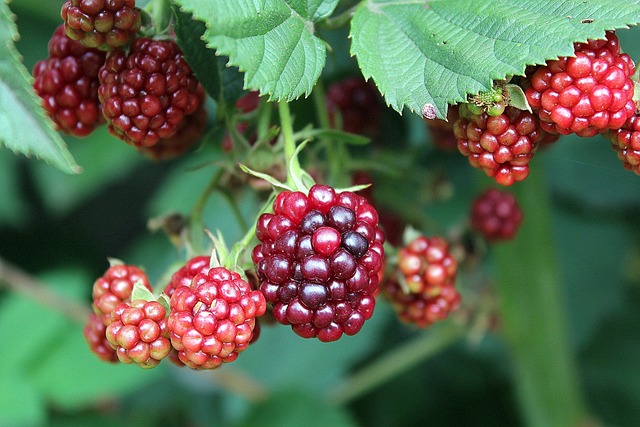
left=252, top=184, right=385, bottom=342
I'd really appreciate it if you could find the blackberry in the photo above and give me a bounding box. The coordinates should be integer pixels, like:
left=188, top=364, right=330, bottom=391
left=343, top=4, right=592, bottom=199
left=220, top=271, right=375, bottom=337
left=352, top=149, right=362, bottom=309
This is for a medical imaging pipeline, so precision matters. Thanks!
left=252, top=184, right=385, bottom=342
left=454, top=104, right=543, bottom=186
left=61, top=0, right=141, bottom=50
left=98, top=37, right=203, bottom=147
left=32, top=25, right=106, bottom=137
left=382, top=236, right=460, bottom=328
left=525, top=31, right=636, bottom=137
left=167, top=267, right=266, bottom=369
left=470, top=188, right=523, bottom=241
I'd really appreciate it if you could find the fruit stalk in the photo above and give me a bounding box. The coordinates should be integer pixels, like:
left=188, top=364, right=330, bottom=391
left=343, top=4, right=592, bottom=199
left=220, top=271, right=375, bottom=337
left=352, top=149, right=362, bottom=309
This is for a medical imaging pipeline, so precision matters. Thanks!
left=493, top=164, right=586, bottom=426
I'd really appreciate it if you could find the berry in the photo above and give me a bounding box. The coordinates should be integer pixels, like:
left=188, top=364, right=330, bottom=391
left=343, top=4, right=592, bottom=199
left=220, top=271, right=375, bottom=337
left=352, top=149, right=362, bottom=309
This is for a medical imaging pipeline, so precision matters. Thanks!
left=98, top=37, right=203, bottom=147
left=136, top=101, right=208, bottom=160
left=425, top=105, right=460, bottom=151
left=454, top=104, right=544, bottom=186
left=382, top=236, right=460, bottom=328
left=609, top=112, right=640, bottom=175
left=524, top=31, right=636, bottom=137
left=326, top=77, right=382, bottom=136
left=61, top=0, right=141, bottom=50
left=92, top=263, right=152, bottom=326
left=252, top=184, right=385, bottom=342
left=105, top=300, right=171, bottom=368
left=162, top=255, right=211, bottom=298
left=84, top=313, right=118, bottom=362
left=32, top=25, right=106, bottom=137
left=470, top=188, right=523, bottom=241
left=167, top=267, right=266, bottom=369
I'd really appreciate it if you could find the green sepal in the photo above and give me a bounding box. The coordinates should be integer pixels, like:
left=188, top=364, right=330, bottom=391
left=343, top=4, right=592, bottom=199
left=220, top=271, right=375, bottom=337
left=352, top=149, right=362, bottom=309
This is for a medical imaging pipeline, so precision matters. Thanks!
left=157, top=293, right=171, bottom=315
left=238, top=163, right=295, bottom=192
left=131, top=280, right=155, bottom=303
left=505, top=83, right=532, bottom=112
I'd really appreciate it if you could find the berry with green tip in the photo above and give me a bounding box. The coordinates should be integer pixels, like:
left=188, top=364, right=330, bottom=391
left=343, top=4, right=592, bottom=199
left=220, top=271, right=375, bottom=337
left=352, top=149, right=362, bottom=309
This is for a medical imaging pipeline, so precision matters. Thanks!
left=32, top=24, right=106, bottom=137
left=382, top=235, right=460, bottom=328
left=105, top=300, right=172, bottom=368
left=61, top=0, right=142, bottom=50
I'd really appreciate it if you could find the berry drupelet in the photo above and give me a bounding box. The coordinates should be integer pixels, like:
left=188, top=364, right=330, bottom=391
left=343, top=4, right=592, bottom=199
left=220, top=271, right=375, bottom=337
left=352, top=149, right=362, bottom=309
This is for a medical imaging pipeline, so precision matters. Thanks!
left=252, top=184, right=385, bottom=342
left=470, top=188, right=523, bottom=241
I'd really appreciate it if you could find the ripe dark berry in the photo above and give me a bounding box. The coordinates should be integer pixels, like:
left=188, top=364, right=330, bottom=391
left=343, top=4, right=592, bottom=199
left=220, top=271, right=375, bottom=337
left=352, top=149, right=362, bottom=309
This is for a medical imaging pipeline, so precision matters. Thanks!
left=167, top=267, right=266, bottom=369
left=382, top=236, right=460, bottom=328
left=454, top=104, right=544, bottom=186
left=92, top=263, right=152, bottom=326
left=61, top=0, right=141, bottom=50
left=525, top=31, right=636, bottom=137
left=84, top=313, right=118, bottom=362
left=105, top=300, right=171, bottom=368
left=253, top=184, right=385, bottom=342
left=326, top=77, right=382, bottom=136
left=608, top=112, right=640, bottom=175
left=98, top=38, right=203, bottom=147
left=32, top=25, right=106, bottom=137
left=470, top=188, right=523, bottom=241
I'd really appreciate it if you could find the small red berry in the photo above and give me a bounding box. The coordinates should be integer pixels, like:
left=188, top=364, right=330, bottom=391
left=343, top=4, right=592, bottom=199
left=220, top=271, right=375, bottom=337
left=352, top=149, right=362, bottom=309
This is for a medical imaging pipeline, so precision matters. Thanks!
left=83, top=313, right=118, bottom=362
left=609, top=112, right=640, bottom=175
left=470, top=188, right=523, bottom=241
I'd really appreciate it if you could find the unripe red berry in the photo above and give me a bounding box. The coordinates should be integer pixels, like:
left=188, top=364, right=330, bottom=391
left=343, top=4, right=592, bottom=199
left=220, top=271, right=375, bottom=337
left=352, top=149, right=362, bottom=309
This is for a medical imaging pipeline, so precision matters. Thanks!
left=470, top=188, right=523, bottom=241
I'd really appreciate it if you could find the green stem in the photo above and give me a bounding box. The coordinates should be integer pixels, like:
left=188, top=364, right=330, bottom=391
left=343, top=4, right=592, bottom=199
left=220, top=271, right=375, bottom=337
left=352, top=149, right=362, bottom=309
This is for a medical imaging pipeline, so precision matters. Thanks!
left=328, top=320, right=462, bottom=406
left=146, top=0, right=172, bottom=33
left=320, top=5, right=357, bottom=30
left=493, top=164, right=587, bottom=427
left=278, top=101, right=299, bottom=188
left=190, top=168, right=225, bottom=253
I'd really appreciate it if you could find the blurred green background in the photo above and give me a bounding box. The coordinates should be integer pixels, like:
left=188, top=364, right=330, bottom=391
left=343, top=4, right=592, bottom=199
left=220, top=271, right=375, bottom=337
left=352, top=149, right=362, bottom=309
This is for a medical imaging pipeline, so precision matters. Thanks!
left=2, top=1, right=640, bottom=426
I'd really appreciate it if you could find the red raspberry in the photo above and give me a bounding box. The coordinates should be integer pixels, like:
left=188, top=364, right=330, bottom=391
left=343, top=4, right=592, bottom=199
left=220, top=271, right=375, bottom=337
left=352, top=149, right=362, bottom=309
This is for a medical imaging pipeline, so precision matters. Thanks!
left=61, top=0, right=141, bottom=50
left=470, top=188, right=523, bottom=241
left=136, top=101, right=208, bottom=160
left=252, top=184, right=385, bottom=342
left=105, top=300, right=171, bottom=368
left=382, top=236, right=460, bottom=328
left=326, top=77, right=382, bottom=136
left=525, top=31, right=636, bottom=137
left=32, top=25, right=106, bottom=137
left=98, top=38, right=203, bottom=147
left=454, top=104, right=543, bottom=186
left=609, top=112, right=640, bottom=175
left=425, top=105, right=460, bottom=151
left=92, top=263, right=152, bottom=326
left=83, top=313, right=118, bottom=362
left=162, top=255, right=211, bottom=298
left=167, top=267, right=266, bottom=369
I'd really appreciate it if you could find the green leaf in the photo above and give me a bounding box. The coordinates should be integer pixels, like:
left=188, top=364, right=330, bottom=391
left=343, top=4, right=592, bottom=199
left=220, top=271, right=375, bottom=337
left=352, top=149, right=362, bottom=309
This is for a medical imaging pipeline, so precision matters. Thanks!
left=172, top=6, right=245, bottom=109
left=0, top=372, right=46, bottom=427
left=350, top=0, right=640, bottom=119
left=131, top=280, right=155, bottom=302
left=0, top=0, right=81, bottom=173
left=175, top=0, right=339, bottom=101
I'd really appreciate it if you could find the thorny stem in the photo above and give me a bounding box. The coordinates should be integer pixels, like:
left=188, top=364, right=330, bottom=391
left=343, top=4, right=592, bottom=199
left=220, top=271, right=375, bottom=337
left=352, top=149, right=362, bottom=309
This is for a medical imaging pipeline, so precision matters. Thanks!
left=328, top=320, right=463, bottom=406
left=0, top=257, right=92, bottom=324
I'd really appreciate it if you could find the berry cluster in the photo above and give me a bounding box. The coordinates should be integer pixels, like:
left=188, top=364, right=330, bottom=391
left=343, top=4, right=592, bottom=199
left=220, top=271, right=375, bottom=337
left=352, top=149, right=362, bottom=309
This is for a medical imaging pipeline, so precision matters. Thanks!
left=609, top=112, right=640, bottom=175
left=326, top=77, right=383, bottom=137
left=32, top=25, right=106, bottom=137
left=252, top=185, right=385, bottom=342
left=525, top=31, right=636, bottom=137
left=382, top=236, right=460, bottom=328
left=454, top=104, right=544, bottom=186
left=470, top=188, right=523, bottom=241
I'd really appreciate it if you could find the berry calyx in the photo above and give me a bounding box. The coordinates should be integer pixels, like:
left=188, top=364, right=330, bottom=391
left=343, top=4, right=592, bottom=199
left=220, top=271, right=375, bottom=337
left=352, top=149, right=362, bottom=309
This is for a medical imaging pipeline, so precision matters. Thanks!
left=98, top=37, right=203, bottom=147
left=105, top=300, right=171, bottom=368
left=61, top=0, right=142, bottom=50
left=382, top=235, right=460, bottom=328
left=524, top=31, right=636, bottom=137
left=252, top=184, right=385, bottom=342
left=167, top=267, right=266, bottom=369
left=454, top=104, right=544, bottom=186
left=91, top=263, right=152, bottom=326
left=32, top=25, right=106, bottom=137
left=470, top=188, right=523, bottom=241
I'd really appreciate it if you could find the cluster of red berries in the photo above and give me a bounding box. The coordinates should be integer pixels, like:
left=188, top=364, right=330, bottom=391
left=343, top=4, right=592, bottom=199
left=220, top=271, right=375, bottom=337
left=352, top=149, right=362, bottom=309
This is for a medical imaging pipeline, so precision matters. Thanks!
left=32, top=0, right=206, bottom=160
left=438, top=31, right=639, bottom=182
left=84, top=259, right=266, bottom=369
left=325, top=77, right=383, bottom=137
